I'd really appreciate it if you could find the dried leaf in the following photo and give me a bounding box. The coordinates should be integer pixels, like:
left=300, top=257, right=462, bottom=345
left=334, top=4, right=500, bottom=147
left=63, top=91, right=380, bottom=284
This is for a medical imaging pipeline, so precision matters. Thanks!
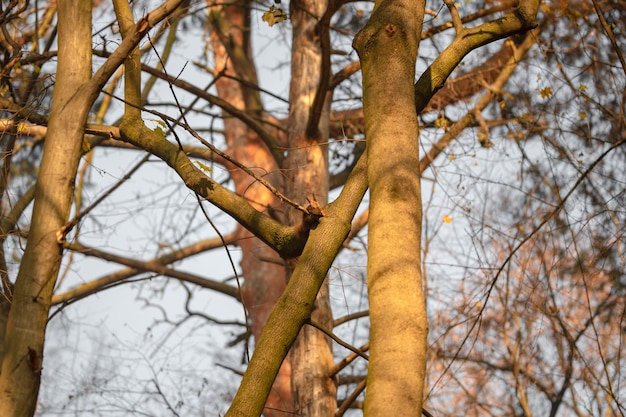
left=262, top=5, right=287, bottom=27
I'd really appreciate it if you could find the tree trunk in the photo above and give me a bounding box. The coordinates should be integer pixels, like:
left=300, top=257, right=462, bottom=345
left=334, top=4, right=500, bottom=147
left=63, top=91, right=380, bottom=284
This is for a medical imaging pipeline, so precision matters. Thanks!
left=0, top=1, right=92, bottom=415
left=208, top=3, right=295, bottom=415
left=354, top=1, right=428, bottom=416
left=0, top=295, right=8, bottom=366
left=286, top=0, right=336, bottom=415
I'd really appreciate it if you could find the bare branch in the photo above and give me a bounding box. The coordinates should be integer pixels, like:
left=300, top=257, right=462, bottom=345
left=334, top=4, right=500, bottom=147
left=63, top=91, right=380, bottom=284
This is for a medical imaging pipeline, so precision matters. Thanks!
left=415, top=1, right=540, bottom=113
left=335, top=378, right=365, bottom=417
left=54, top=236, right=239, bottom=305
left=328, top=342, right=369, bottom=377
left=443, top=0, right=463, bottom=34
left=307, top=319, right=369, bottom=360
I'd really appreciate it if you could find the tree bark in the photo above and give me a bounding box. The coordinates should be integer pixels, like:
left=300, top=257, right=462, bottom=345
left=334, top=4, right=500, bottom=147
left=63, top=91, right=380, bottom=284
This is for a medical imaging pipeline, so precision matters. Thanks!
left=0, top=296, right=8, bottom=367
left=285, top=0, right=336, bottom=414
left=0, top=1, right=92, bottom=416
left=0, top=1, right=185, bottom=414
left=224, top=153, right=368, bottom=417
left=208, top=3, right=295, bottom=415
left=354, top=1, right=428, bottom=416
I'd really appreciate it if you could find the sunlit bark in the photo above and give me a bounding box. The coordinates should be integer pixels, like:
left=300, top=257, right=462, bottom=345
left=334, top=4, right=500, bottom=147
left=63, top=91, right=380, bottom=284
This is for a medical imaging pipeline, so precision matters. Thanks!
left=354, top=1, right=428, bottom=415
left=0, top=1, right=92, bottom=415
left=1, top=2, right=606, bottom=417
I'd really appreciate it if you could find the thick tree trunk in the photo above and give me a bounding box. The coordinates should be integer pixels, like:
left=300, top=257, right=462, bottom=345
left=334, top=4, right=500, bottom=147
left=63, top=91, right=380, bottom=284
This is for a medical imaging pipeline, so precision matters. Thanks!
left=354, top=1, right=428, bottom=416
left=208, top=3, right=295, bottom=415
left=211, top=1, right=337, bottom=414
left=285, top=0, right=336, bottom=416
left=0, top=296, right=8, bottom=366
left=0, top=1, right=92, bottom=416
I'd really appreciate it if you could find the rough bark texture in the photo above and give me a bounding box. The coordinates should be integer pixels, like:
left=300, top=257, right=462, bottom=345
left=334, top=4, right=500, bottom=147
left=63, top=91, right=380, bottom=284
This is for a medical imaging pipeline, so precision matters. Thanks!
left=0, top=1, right=544, bottom=416
left=354, top=1, right=428, bottom=416
left=285, top=0, right=336, bottom=416
left=0, top=1, right=92, bottom=415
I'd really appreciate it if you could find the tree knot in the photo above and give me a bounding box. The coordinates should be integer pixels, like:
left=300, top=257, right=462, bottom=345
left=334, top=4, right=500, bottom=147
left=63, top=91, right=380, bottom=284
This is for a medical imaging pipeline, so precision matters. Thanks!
left=385, top=23, right=396, bottom=36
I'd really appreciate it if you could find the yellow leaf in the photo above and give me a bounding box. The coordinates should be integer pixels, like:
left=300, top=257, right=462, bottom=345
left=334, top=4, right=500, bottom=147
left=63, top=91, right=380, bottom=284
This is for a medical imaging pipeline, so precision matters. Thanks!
left=539, top=86, right=552, bottom=99
left=442, top=215, right=452, bottom=224
left=194, top=160, right=213, bottom=174
left=579, top=111, right=587, bottom=120
left=477, top=131, right=492, bottom=148
left=578, top=84, right=587, bottom=92
left=262, top=5, right=287, bottom=27
left=16, top=122, right=28, bottom=135
left=435, top=116, right=449, bottom=131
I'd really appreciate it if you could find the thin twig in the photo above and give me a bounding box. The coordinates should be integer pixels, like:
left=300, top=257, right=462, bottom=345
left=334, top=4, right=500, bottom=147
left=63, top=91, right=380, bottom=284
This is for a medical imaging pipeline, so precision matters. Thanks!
left=335, top=378, right=365, bottom=417
left=307, top=319, right=369, bottom=360
left=430, top=137, right=626, bottom=395
left=196, top=194, right=251, bottom=362
left=58, top=153, right=150, bottom=243
left=591, top=0, right=626, bottom=78
left=328, top=342, right=369, bottom=377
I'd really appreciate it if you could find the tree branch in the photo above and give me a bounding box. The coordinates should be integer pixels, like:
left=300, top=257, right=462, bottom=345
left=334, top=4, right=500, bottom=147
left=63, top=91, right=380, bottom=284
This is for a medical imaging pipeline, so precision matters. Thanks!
left=415, top=1, right=540, bottom=113
left=419, top=29, right=539, bottom=173
left=118, top=118, right=307, bottom=258
left=307, top=319, right=369, bottom=360
left=58, top=239, right=239, bottom=303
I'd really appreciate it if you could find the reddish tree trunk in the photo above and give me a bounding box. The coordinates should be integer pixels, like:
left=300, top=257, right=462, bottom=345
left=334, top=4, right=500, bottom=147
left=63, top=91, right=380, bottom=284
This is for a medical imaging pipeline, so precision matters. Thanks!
left=208, top=3, right=294, bottom=414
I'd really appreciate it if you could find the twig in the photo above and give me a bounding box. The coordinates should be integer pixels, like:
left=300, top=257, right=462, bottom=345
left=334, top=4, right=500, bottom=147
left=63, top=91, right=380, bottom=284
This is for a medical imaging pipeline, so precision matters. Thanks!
left=57, top=154, right=150, bottom=244
left=443, top=0, right=463, bottom=34
left=430, top=137, right=626, bottom=396
left=328, top=342, right=369, bottom=377
left=335, top=378, right=365, bottom=417
left=307, top=319, right=369, bottom=360
left=196, top=194, right=251, bottom=362
left=115, top=98, right=311, bottom=215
